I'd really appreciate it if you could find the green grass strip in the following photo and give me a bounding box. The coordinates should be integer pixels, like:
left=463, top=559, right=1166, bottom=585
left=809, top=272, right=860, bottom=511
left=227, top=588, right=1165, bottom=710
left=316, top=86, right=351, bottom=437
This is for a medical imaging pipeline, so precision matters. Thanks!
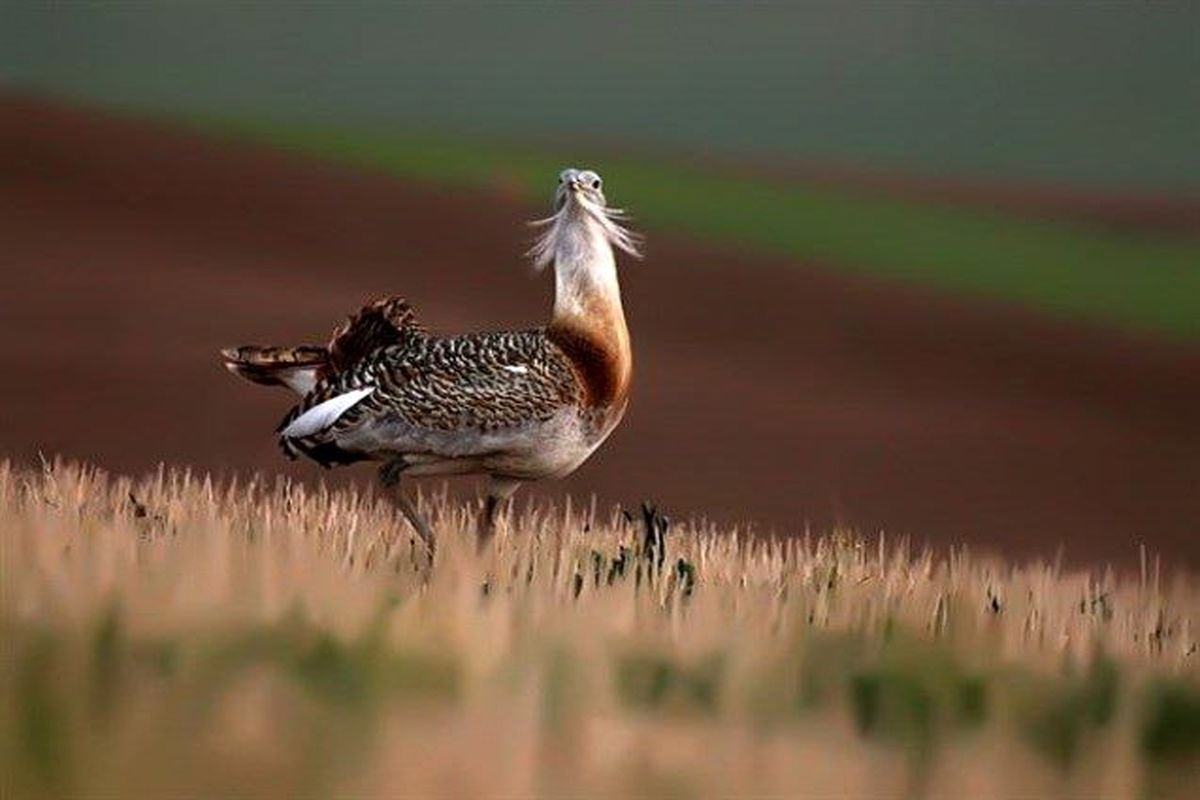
left=195, top=116, right=1200, bottom=340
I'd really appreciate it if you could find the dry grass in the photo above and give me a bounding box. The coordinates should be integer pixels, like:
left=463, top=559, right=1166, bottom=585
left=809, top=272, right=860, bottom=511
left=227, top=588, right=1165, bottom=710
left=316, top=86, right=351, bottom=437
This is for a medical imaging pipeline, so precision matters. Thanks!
left=2, top=460, right=1198, bottom=798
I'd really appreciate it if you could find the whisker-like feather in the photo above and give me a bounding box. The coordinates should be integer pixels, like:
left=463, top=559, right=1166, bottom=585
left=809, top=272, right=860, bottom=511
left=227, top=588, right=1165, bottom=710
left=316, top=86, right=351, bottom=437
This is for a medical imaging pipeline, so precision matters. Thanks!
left=528, top=195, right=642, bottom=270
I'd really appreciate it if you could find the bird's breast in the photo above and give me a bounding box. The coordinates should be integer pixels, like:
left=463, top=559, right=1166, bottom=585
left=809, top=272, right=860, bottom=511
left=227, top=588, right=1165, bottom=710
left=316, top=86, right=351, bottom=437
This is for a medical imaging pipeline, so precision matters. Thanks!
left=547, top=314, right=632, bottom=411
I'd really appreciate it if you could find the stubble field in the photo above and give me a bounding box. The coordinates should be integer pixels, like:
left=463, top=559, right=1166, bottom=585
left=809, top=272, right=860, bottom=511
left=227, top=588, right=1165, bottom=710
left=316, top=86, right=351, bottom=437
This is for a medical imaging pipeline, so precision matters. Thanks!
left=3, top=461, right=1198, bottom=798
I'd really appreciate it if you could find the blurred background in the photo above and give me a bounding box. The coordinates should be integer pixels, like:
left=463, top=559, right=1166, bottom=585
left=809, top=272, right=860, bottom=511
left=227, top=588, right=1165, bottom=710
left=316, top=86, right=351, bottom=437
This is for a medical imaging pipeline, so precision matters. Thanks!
left=3, top=2, right=1198, bottom=567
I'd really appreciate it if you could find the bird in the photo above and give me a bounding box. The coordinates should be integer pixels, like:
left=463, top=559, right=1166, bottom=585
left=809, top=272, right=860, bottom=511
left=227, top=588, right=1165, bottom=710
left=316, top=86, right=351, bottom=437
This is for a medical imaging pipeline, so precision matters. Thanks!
left=221, top=168, right=640, bottom=554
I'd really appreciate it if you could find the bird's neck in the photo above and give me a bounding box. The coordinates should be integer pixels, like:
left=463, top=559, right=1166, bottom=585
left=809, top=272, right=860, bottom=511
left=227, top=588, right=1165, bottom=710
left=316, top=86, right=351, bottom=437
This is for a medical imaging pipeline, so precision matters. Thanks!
left=547, top=219, right=632, bottom=409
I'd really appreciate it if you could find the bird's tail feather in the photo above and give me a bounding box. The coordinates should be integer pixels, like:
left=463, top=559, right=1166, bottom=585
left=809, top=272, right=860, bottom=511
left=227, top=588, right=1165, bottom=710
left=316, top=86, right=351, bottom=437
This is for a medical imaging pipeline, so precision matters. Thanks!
left=220, top=345, right=330, bottom=395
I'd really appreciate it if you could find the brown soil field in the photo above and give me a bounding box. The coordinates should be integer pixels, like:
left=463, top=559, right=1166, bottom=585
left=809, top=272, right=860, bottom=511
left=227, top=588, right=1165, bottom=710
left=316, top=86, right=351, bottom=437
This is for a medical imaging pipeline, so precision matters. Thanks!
left=3, top=97, right=1198, bottom=568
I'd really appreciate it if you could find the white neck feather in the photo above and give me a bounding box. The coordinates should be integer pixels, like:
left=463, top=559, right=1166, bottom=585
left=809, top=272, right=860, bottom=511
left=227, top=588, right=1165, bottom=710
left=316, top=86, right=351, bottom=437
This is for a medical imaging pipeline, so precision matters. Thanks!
left=530, top=186, right=639, bottom=329
left=552, top=217, right=623, bottom=323
left=534, top=186, right=637, bottom=408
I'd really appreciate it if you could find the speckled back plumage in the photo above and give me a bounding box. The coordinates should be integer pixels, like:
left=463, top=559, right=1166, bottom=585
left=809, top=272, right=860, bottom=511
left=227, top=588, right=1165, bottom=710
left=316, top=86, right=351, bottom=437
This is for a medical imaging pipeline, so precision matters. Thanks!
left=279, top=327, right=584, bottom=465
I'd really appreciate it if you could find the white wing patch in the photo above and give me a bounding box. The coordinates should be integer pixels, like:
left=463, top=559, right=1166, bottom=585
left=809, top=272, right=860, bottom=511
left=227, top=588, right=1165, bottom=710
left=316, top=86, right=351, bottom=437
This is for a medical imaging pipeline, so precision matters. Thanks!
left=502, top=364, right=529, bottom=375
left=282, top=388, right=375, bottom=439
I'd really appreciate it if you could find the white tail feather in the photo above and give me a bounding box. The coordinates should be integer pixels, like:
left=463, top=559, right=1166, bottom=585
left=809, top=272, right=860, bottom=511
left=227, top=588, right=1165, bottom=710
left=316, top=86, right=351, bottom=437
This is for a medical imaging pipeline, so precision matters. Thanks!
left=266, top=366, right=320, bottom=396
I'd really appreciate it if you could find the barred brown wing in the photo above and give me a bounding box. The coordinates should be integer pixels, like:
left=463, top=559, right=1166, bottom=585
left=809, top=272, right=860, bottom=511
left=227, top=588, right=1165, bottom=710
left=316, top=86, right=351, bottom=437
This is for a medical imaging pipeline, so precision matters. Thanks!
left=326, top=295, right=424, bottom=371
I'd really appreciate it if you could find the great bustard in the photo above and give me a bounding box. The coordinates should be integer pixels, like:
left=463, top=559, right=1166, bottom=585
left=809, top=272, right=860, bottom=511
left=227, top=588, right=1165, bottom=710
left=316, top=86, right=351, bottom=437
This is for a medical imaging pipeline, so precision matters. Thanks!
left=222, top=168, right=639, bottom=552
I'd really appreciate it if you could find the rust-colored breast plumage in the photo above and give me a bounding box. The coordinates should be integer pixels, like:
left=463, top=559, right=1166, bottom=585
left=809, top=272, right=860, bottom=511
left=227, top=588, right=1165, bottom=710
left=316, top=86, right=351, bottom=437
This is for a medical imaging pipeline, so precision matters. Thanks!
left=546, top=322, right=631, bottom=411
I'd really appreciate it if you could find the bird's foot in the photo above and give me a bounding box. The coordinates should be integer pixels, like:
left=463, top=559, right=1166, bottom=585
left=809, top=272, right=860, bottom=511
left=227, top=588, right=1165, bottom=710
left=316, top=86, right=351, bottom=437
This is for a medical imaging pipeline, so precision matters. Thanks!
left=476, top=507, right=497, bottom=552
left=477, top=477, right=521, bottom=551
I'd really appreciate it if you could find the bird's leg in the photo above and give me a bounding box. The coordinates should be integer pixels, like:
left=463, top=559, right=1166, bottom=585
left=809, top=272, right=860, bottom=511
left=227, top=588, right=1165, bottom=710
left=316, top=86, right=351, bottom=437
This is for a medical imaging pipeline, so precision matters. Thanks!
left=396, top=492, right=437, bottom=559
left=378, top=459, right=405, bottom=488
left=478, top=477, right=522, bottom=549
left=379, top=461, right=436, bottom=558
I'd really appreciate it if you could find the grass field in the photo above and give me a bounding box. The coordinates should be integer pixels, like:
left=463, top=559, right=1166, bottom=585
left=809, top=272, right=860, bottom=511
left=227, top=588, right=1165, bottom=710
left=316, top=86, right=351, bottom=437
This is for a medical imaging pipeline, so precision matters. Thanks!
left=188, top=115, right=1200, bottom=342
left=3, top=461, right=1199, bottom=798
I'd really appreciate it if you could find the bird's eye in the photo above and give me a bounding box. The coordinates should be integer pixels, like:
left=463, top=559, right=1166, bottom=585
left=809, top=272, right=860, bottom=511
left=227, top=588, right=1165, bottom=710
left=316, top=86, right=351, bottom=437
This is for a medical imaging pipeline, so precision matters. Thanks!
left=591, top=179, right=601, bottom=189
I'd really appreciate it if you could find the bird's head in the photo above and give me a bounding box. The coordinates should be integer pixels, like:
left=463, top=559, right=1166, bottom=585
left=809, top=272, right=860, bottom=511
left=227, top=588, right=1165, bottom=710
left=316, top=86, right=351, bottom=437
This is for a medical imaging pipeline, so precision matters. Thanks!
left=529, top=167, right=641, bottom=270
left=553, top=168, right=607, bottom=211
